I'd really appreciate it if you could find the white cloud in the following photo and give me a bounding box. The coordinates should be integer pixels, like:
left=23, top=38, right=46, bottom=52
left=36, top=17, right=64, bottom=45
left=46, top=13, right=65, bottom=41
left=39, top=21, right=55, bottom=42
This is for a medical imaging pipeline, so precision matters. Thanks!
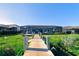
left=0, top=10, right=15, bottom=25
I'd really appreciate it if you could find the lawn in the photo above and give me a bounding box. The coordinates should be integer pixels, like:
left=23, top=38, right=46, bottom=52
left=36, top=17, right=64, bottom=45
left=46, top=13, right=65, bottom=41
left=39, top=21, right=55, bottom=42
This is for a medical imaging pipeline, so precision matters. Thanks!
left=0, top=34, right=24, bottom=56
left=43, top=34, right=79, bottom=56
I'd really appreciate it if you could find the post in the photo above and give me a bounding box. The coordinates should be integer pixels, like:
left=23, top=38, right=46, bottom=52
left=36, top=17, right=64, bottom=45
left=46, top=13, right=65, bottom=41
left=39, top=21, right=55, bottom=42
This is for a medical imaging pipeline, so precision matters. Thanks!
left=46, top=36, right=50, bottom=50
left=24, top=35, right=28, bottom=51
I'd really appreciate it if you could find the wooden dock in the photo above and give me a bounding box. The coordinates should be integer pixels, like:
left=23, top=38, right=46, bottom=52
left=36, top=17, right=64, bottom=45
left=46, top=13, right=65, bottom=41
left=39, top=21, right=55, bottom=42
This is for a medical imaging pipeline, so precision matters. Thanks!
left=23, top=34, right=54, bottom=56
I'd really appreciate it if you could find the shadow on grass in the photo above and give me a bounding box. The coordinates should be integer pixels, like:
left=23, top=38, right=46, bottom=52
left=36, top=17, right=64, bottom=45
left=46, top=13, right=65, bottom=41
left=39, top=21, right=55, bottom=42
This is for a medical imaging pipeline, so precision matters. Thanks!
left=0, top=47, right=16, bottom=56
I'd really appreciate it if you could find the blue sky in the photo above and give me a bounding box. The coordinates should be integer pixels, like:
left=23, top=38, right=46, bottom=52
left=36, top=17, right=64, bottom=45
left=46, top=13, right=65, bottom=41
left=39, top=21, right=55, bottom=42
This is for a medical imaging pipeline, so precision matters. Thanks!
left=0, top=3, right=79, bottom=26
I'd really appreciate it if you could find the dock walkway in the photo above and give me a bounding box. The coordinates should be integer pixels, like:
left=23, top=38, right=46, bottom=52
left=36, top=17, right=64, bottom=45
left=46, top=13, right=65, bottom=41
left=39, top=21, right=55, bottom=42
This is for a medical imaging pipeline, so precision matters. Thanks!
left=23, top=34, right=54, bottom=56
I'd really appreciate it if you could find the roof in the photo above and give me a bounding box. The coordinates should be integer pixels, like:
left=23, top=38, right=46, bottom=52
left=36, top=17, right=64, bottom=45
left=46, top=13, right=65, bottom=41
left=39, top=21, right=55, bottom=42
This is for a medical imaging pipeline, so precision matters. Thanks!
left=0, top=24, right=19, bottom=28
left=20, top=25, right=62, bottom=28
left=64, top=26, right=79, bottom=30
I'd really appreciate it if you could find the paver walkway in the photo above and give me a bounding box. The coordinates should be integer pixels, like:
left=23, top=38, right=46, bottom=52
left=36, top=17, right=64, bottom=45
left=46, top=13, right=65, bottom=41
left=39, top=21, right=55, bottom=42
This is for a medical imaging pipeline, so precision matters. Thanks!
left=23, top=34, right=54, bottom=56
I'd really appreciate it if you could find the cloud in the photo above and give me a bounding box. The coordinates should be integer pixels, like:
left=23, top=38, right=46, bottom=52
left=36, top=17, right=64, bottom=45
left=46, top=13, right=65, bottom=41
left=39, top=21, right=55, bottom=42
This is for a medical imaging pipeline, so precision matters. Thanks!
left=0, top=10, right=15, bottom=25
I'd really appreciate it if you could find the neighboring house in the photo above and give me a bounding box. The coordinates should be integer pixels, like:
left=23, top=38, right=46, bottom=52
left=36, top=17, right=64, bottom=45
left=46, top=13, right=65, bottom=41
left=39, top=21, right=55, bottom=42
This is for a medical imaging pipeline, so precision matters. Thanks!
left=20, top=25, right=63, bottom=34
left=63, top=26, right=79, bottom=34
left=1, top=24, right=79, bottom=34
left=0, top=24, right=20, bottom=34
left=0, top=24, right=7, bottom=32
left=7, top=24, right=20, bottom=32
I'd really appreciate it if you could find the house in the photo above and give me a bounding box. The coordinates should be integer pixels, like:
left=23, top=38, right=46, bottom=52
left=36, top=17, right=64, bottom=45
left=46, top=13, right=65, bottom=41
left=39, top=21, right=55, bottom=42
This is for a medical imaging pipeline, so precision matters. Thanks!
left=0, top=24, right=20, bottom=34
left=63, top=26, right=79, bottom=34
left=20, top=25, right=62, bottom=34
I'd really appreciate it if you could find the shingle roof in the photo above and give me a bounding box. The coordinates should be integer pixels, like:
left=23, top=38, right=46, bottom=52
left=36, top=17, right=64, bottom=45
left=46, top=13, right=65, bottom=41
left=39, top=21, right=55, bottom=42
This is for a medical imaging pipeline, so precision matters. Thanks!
left=64, top=26, right=79, bottom=30
left=0, top=24, right=19, bottom=28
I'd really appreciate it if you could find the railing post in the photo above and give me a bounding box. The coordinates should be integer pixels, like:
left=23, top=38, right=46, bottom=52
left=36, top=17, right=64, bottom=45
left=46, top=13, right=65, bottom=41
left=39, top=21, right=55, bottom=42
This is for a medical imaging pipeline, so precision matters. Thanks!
left=46, top=36, right=50, bottom=50
left=24, top=34, right=28, bottom=51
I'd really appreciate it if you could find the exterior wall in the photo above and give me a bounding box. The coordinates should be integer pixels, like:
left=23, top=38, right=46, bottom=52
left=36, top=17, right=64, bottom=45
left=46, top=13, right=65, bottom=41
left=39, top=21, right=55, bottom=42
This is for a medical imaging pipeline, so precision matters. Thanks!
left=20, top=25, right=62, bottom=34
left=63, top=29, right=79, bottom=34
left=0, top=25, right=20, bottom=35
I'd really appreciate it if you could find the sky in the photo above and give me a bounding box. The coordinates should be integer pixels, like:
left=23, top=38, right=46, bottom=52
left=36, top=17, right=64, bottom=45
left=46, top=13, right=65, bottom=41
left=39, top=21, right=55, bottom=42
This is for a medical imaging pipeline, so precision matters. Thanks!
left=0, top=3, right=79, bottom=26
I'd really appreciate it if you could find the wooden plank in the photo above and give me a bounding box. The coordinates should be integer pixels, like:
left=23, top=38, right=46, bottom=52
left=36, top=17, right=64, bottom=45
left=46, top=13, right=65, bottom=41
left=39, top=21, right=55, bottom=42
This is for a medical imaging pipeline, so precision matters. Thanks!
left=23, top=34, right=54, bottom=56
left=24, top=50, right=54, bottom=56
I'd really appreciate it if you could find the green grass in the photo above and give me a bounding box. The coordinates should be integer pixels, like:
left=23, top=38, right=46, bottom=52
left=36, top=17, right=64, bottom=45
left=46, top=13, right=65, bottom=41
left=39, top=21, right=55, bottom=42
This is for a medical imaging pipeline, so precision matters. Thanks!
left=0, top=34, right=24, bottom=56
left=45, top=34, right=79, bottom=56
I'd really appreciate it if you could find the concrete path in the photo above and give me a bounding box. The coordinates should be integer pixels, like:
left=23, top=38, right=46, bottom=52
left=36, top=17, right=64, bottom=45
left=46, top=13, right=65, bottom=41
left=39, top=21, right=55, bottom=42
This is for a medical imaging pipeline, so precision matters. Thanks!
left=23, top=34, right=54, bottom=56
